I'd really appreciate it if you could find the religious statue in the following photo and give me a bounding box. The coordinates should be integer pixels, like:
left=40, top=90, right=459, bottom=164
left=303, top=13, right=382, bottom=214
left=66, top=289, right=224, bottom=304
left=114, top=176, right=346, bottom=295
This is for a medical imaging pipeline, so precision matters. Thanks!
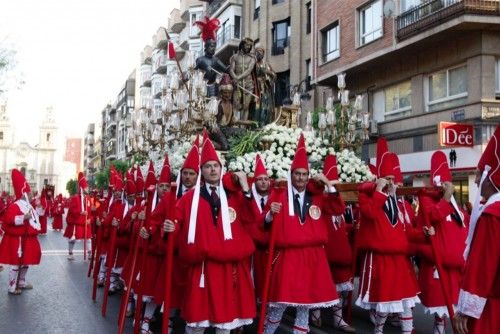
left=194, top=17, right=229, bottom=97
left=254, top=47, right=276, bottom=126
left=229, top=38, right=257, bottom=122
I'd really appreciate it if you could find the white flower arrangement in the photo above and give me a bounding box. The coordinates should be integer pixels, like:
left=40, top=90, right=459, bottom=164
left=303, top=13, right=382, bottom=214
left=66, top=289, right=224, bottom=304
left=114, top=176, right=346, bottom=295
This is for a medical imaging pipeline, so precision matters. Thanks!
left=227, top=124, right=373, bottom=182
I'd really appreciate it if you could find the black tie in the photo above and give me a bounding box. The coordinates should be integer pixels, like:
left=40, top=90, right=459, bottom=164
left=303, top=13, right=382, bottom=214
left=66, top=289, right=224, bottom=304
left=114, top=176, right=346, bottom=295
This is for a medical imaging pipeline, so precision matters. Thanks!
left=260, top=197, right=265, bottom=210
left=210, top=186, right=220, bottom=206
left=294, top=194, right=303, bottom=221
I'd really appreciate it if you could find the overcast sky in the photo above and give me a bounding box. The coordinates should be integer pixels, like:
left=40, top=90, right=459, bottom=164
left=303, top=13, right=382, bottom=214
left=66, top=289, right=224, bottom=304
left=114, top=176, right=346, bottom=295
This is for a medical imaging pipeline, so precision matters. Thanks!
left=0, top=0, right=177, bottom=146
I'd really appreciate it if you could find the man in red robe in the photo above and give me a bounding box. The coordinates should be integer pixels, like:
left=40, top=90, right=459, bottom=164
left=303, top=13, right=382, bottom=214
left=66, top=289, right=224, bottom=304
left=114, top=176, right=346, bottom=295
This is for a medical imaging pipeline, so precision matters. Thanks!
left=418, top=151, right=469, bottom=334
left=38, top=184, right=54, bottom=235
left=454, top=124, right=500, bottom=334
left=164, top=133, right=256, bottom=334
left=0, top=169, right=42, bottom=294
left=316, top=154, right=355, bottom=333
left=51, top=194, right=65, bottom=231
left=264, top=134, right=344, bottom=334
left=64, top=172, right=92, bottom=260
left=355, top=138, right=420, bottom=334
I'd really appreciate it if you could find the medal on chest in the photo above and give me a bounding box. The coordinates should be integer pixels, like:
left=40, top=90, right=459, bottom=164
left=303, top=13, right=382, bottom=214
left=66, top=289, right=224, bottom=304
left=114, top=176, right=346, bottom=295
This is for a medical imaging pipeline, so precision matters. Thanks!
left=228, top=207, right=237, bottom=223
left=309, top=205, right=321, bottom=220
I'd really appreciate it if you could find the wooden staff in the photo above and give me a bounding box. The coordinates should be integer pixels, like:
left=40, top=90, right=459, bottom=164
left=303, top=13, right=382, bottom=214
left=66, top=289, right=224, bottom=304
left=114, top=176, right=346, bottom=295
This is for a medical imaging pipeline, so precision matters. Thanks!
left=133, top=191, right=156, bottom=334
left=418, top=193, right=456, bottom=328
left=257, top=185, right=285, bottom=334
left=101, top=210, right=120, bottom=317
left=161, top=190, right=176, bottom=334
left=91, top=222, right=104, bottom=301
left=82, top=191, right=89, bottom=261
left=117, top=208, right=146, bottom=334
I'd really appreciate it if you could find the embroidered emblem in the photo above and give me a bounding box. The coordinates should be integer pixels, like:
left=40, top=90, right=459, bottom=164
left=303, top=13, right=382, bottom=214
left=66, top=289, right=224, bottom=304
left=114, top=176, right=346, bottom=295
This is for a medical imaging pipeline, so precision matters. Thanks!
left=228, top=207, right=237, bottom=223
left=309, top=205, right=321, bottom=220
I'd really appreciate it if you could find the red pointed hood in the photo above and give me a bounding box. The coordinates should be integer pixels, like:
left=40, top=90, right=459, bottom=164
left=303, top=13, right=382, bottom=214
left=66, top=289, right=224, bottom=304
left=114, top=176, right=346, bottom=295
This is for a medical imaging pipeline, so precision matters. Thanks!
left=182, top=136, right=200, bottom=174
left=145, top=160, right=157, bottom=191
left=113, top=170, right=124, bottom=192
left=78, top=172, right=88, bottom=190
left=125, top=171, right=136, bottom=195
left=135, top=165, right=145, bottom=194
left=158, top=155, right=171, bottom=184
left=200, top=130, right=220, bottom=166
left=431, top=151, right=452, bottom=186
left=12, top=169, right=31, bottom=200
left=291, top=133, right=309, bottom=171
left=254, top=154, right=268, bottom=177
left=479, top=124, right=500, bottom=188
left=323, top=154, right=339, bottom=181
left=376, top=137, right=393, bottom=178
left=390, top=152, right=403, bottom=184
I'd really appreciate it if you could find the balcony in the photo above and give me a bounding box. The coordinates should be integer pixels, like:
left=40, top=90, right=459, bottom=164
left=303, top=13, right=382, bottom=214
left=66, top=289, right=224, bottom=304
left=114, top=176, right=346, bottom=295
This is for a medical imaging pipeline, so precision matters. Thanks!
left=207, top=0, right=226, bottom=17
left=215, top=24, right=240, bottom=62
left=396, top=0, right=500, bottom=41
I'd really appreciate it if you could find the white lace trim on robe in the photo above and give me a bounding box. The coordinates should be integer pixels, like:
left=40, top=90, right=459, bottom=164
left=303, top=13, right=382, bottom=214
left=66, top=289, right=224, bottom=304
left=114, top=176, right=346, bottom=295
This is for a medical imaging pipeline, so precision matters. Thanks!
left=269, top=298, right=340, bottom=309
left=355, top=295, right=420, bottom=313
left=186, top=318, right=253, bottom=330
left=457, top=289, right=486, bottom=319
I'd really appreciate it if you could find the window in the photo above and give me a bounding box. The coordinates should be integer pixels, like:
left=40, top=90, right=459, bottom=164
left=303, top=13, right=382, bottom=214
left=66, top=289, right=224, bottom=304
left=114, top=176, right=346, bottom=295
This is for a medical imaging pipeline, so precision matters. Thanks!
left=46, top=133, right=51, bottom=142
left=306, top=59, right=312, bottom=82
left=272, top=19, right=290, bottom=55
left=322, top=22, right=340, bottom=62
left=400, top=0, right=424, bottom=13
left=0, top=131, right=3, bottom=140
left=385, top=81, right=412, bottom=119
left=359, top=0, right=383, bottom=46
left=234, top=15, right=241, bottom=39
left=428, top=65, right=467, bottom=111
left=254, top=0, right=260, bottom=20
left=275, top=70, right=290, bottom=106
left=496, top=58, right=500, bottom=96
left=272, top=0, right=284, bottom=4
left=306, top=2, right=312, bottom=34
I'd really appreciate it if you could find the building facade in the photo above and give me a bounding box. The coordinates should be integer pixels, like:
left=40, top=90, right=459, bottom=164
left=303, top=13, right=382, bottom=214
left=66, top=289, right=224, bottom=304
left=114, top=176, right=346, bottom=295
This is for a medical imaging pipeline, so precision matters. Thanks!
left=64, top=138, right=82, bottom=174
left=241, top=0, right=315, bottom=115
left=0, top=106, right=60, bottom=194
left=313, top=0, right=500, bottom=204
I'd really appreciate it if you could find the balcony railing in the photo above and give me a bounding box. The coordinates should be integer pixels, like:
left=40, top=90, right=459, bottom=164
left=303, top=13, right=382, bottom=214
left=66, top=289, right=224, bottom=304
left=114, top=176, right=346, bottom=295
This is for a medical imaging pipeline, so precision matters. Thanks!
left=397, top=0, right=500, bottom=40
left=216, top=24, right=241, bottom=49
left=207, top=0, right=226, bottom=17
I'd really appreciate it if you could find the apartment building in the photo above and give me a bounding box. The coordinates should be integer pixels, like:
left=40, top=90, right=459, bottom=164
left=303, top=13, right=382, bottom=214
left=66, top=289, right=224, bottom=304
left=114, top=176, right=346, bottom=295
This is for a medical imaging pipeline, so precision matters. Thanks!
left=313, top=0, right=500, bottom=203
left=83, top=123, right=95, bottom=184
left=241, top=0, right=315, bottom=114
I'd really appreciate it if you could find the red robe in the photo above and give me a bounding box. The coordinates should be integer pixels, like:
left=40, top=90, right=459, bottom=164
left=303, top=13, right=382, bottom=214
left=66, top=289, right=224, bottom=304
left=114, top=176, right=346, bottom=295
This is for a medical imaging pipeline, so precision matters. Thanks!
left=268, top=188, right=344, bottom=307
left=175, top=186, right=256, bottom=328
left=240, top=188, right=273, bottom=301
left=325, top=214, right=354, bottom=291
left=417, top=191, right=468, bottom=316
left=51, top=200, right=64, bottom=230
left=39, top=196, right=53, bottom=234
left=150, top=191, right=188, bottom=308
left=457, top=199, right=500, bottom=334
left=355, top=183, right=420, bottom=312
left=63, top=195, right=91, bottom=239
left=0, top=200, right=41, bottom=265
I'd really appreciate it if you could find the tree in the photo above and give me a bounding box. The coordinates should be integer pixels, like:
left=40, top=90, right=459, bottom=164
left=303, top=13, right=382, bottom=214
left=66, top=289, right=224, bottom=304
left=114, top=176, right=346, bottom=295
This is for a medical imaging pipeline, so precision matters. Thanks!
left=94, top=160, right=131, bottom=189
left=66, top=179, right=78, bottom=196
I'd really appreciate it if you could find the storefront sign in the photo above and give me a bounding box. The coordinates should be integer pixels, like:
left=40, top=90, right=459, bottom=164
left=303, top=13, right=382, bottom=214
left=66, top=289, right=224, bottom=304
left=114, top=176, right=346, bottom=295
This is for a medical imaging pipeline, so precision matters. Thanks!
left=439, top=122, right=474, bottom=147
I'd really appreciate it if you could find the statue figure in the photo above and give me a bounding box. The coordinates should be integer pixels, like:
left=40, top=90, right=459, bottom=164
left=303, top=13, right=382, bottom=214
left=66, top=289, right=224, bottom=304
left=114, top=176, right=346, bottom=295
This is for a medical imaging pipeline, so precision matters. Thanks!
left=194, top=17, right=229, bottom=97
left=254, top=47, right=276, bottom=125
left=229, top=38, right=256, bottom=122
left=217, top=74, right=236, bottom=127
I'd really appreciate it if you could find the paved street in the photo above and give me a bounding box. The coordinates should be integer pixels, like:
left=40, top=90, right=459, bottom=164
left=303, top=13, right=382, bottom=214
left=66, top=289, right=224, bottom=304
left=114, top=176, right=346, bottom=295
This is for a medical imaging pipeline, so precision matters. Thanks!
left=0, top=229, right=451, bottom=333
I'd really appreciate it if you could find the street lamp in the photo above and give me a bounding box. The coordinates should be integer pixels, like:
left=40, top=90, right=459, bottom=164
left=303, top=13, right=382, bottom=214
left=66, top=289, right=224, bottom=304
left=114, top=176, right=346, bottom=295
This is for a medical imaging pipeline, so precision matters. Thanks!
left=323, top=72, right=370, bottom=151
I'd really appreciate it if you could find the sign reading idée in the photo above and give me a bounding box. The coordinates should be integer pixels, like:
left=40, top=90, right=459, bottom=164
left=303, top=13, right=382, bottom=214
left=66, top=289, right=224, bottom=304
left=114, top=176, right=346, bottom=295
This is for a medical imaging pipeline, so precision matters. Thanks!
left=439, top=122, right=474, bottom=147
